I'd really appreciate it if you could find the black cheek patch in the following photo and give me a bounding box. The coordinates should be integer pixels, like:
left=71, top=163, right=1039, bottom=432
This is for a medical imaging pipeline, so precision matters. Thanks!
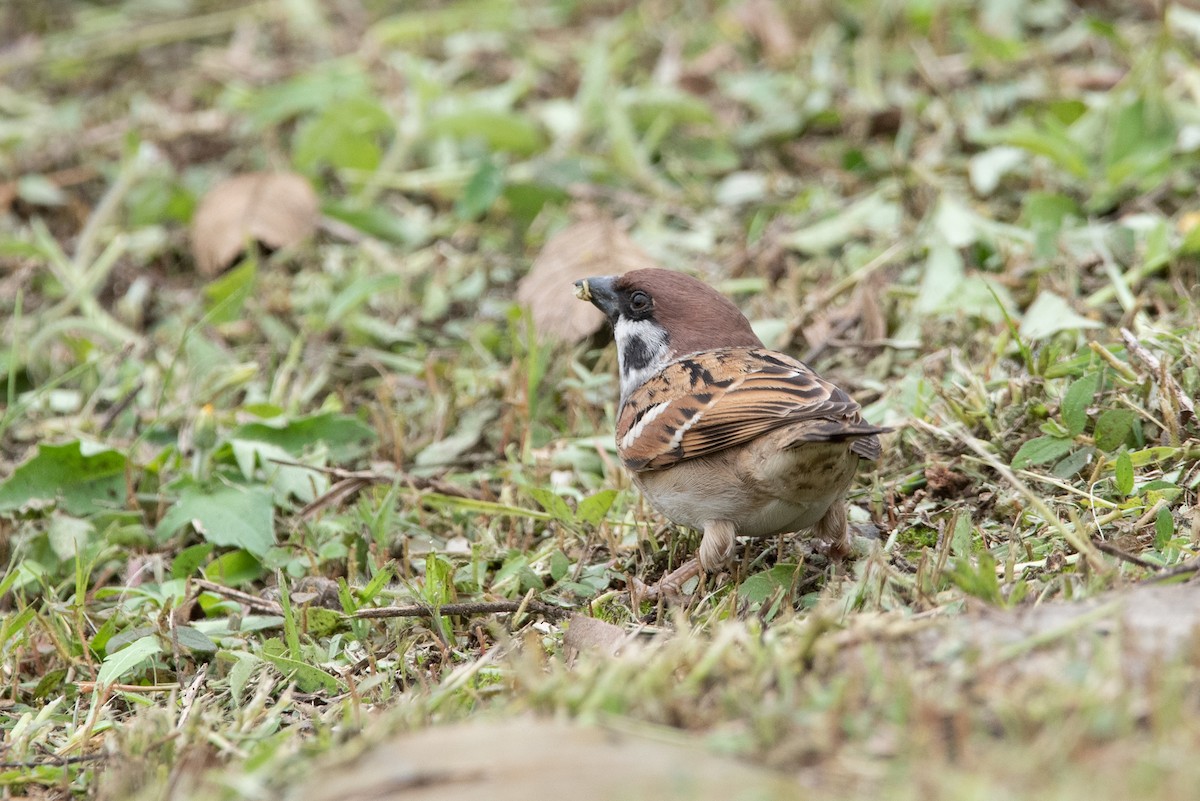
left=623, top=336, right=654, bottom=373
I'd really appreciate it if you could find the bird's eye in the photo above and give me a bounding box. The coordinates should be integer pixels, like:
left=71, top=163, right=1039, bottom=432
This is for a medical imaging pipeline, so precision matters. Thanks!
left=629, top=290, right=651, bottom=313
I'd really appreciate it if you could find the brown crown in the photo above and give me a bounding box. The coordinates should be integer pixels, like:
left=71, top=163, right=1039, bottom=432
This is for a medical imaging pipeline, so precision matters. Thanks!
left=613, top=269, right=764, bottom=357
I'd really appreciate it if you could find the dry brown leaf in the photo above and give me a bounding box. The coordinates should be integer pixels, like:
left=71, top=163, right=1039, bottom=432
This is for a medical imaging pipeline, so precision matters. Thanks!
left=189, top=171, right=319, bottom=277
left=293, top=718, right=800, bottom=801
left=517, top=214, right=659, bottom=343
left=563, top=614, right=629, bottom=662
left=732, top=0, right=797, bottom=64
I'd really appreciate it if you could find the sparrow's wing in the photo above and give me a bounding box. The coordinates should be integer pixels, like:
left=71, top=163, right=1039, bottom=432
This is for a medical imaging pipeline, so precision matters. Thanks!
left=617, top=348, right=887, bottom=470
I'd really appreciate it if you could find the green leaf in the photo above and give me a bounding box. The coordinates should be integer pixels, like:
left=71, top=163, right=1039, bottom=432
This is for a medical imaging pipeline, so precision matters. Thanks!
left=423, top=553, right=455, bottom=606
left=1113, top=450, right=1134, bottom=497
left=157, top=485, right=275, bottom=558
left=1155, top=506, right=1174, bottom=548
left=357, top=564, right=394, bottom=605
left=1011, top=436, right=1074, bottom=469
left=203, top=549, right=264, bottom=586
left=739, top=564, right=800, bottom=605
left=1019, top=292, right=1102, bottom=340
left=97, top=636, right=162, bottom=686
left=293, top=97, right=392, bottom=173
left=1061, top=372, right=1101, bottom=436
left=260, top=650, right=345, bottom=694
left=204, top=258, right=256, bottom=323
left=172, top=543, right=215, bottom=579
left=1051, top=447, right=1092, bottom=479
left=233, top=412, right=377, bottom=462
left=454, top=158, right=505, bottom=220
left=321, top=202, right=429, bottom=245
left=528, top=487, right=573, bottom=523
left=225, top=651, right=263, bottom=704
left=172, top=625, right=217, bottom=653
left=549, top=550, right=571, bottom=582
left=427, top=109, right=546, bottom=156
left=1094, top=409, right=1137, bottom=452
left=946, top=551, right=1003, bottom=605
left=576, top=489, right=618, bottom=528
left=0, top=441, right=127, bottom=516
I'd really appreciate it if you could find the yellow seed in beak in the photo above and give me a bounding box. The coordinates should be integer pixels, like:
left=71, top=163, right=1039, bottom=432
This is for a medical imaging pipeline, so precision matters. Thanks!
left=573, top=279, right=592, bottom=301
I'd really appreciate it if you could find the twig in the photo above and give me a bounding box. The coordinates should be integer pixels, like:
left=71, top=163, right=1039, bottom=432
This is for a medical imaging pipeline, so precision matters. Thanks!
left=353, top=600, right=569, bottom=621
left=0, top=754, right=106, bottom=769
left=192, top=579, right=283, bottom=615
left=271, top=459, right=486, bottom=519
left=1091, top=539, right=1157, bottom=569
left=1146, top=556, right=1200, bottom=584
left=194, top=578, right=570, bottom=621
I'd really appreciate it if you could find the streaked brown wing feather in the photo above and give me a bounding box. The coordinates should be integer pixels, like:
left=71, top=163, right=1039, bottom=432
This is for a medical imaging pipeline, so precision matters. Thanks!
left=617, top=348, right=883, bottom=470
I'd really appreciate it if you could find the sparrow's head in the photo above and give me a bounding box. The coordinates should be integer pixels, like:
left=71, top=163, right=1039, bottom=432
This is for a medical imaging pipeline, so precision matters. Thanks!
left=574, top=268, right=763, bottom=401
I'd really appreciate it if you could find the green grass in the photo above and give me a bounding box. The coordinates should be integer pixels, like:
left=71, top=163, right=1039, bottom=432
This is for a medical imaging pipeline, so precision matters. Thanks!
left=1, top=0, right=1199, bottom=798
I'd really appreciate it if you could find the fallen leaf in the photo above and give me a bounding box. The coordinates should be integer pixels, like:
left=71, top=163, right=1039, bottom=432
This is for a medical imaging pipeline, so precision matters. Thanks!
left=190, top=172, right=319, bottom=277
left=563, top=614, right=628, bottom=662
left=517, top=213, right=659, bottom=342
left=293, top=718, right=800, bottom=801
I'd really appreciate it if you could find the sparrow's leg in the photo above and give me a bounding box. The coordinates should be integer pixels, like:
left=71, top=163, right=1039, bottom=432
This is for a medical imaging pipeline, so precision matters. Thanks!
left=698, top=519, right=737, bottom=572
left=811, top=500, right=852, bottom=560
left=630, top=520, right=737, bottom=601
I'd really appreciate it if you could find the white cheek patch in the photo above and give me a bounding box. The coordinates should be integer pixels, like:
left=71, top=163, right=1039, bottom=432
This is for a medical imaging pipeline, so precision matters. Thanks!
left=621, top=401, right=671, bottom=450
left=614, top=317, right=670, bottom=400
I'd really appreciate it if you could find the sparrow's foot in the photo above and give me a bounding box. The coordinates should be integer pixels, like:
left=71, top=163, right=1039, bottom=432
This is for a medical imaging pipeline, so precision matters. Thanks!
left=628, top=558, right=703, bottom=601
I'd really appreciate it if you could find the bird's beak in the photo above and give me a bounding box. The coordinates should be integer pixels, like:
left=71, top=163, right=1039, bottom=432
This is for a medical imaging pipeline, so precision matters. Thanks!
left=573, top=275, right=619, bottom=317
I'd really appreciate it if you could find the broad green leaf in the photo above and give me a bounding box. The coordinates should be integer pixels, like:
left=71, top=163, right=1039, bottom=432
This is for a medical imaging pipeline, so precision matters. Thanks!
left=233, top=412, right=377, bottom=462
left=172, top=625, right=217, bottom=653
left=1061, top=372, right=1101, bottom=436
left=171, top=543, right=214, bottom=579
left=1094, top=409, right=1136, bottom=452
left=549, top=550, right=571, bottom=582
left=293, top=97, right=392, bottom=173
left=97, top=636, right=162, bottom=686
left=203, top=549, right=264, bottom=586
left=321, top=201, right=430, bottom=245
left=977, top=118, right=1088, bottom=178
left=230, top=440, right=328, bottom=504
left=576, top=489, right=618, bottom=527
left=1011, top=435, right=1074, bottom=469
left=0, top=441, right=127, bottom=516
left=260, top=650, right=345, bottom=694
left=1113, top=451, right=1134, bottom=497
left=204, top=259, right=256, bottom=323
left=1019, top=291, right=1102, bottom=340
left=225, top=651, right=263, bottom=704
left=1155, top=506, right=1175, bottom=547
left=455, top=158, right=505, bottom=220
left=47, top=514, right=94, bottom=562
left=371, top=0, right=516, bottom=44
left=157, top=485, right=275, bottom=557
left=914, top=238, right=964, bottom=314
left=782, top=191, right=900, bottom=255
left=739, top=564, right=800, bottom=605
left=528, top=487, right=573, bottom=523
left=427, top=109, right=546, bottom=156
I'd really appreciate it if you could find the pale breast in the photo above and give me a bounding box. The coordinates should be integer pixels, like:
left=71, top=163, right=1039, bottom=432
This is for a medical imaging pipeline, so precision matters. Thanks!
left=632, top=437, right=860, bottom=538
